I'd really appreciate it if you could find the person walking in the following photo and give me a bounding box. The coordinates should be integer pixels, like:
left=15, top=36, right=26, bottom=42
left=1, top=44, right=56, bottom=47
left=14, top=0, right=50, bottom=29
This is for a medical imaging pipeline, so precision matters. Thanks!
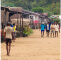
left=55, top=22, right=59, bottom=37
left=4, top=22, right=13, bottom=56
left=44, top=17, right=50, bottom=35
left=40, top=22, right=45, bottom=37
left=44, top=17, right=50, bottom=25
left=13, top=24, right=16, bottom=41
left=50, top=22, right=55, bottom=37
left=46, top=22, right=51, bottom=37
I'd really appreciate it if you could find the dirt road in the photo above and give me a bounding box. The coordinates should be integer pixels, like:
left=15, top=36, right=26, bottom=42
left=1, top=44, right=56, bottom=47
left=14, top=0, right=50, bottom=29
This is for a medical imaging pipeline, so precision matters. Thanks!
left=1, top=29, right=60, bottom=60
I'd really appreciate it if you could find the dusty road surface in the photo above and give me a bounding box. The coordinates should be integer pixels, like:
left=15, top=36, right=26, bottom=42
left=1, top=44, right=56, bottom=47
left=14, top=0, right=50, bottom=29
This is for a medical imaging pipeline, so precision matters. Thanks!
left=1, top=29, right=60, bottom=60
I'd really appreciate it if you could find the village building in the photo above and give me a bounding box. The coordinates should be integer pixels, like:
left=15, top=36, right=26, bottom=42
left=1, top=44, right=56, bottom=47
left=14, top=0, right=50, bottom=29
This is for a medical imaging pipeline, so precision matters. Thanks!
left=1, top=6, right=49, bottom=30
left=23, top=10, right=41, bottom=29
left=1, top=6, right=10, bottom=29
left=8, top=7, right=24, bottom=37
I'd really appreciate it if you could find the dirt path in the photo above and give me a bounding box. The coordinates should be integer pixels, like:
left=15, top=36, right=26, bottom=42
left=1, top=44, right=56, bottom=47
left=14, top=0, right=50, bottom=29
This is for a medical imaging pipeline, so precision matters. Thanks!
left=1, top=29, right=60, bottom=60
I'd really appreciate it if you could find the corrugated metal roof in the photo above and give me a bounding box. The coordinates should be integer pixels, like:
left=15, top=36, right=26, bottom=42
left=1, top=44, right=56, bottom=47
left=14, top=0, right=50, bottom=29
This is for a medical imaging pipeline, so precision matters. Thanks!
left=23, top=10, right=40, bottom=16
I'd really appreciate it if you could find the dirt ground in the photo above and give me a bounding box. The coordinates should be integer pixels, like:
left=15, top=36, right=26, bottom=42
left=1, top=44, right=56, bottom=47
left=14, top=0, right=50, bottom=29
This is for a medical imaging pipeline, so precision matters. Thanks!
left=1, top=29, right=60, bottom=60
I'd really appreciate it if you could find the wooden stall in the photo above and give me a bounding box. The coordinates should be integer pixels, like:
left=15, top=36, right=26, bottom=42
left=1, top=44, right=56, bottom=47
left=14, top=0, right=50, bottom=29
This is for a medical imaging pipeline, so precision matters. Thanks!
left=1, top=6, right=10, bottom=42
left=8, top=7, right=24, bottom=37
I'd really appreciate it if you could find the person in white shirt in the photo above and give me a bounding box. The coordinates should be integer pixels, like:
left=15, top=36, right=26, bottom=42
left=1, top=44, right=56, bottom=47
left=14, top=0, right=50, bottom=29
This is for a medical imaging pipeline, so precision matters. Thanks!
left=54, top=22, right=59, bottom=37
left=46, top=22, right=51, bottom=37
left=4, top=22, right=13, bottom=56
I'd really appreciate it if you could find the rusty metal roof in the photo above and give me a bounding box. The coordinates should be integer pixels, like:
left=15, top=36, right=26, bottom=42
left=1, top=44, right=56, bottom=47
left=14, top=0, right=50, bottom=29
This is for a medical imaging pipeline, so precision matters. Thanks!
left=8, top=7, right=23, bottom=12
left=23, top=10, right=40, bottom=16
left=1, top=6, right=10, bottom=11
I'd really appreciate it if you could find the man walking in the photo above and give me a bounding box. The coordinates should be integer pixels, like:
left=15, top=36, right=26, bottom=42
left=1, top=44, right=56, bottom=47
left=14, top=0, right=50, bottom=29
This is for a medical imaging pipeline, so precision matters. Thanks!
left=45, top=22, right=51, bottom=37
left=44, top=17, right=50, bottom=25
left=4, top=22, right=13, bottom=56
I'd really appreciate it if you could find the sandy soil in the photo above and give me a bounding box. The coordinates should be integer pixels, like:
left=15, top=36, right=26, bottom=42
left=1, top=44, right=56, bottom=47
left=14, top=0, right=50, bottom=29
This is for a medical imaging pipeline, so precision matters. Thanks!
left=1, top=29, right=60, bottom=60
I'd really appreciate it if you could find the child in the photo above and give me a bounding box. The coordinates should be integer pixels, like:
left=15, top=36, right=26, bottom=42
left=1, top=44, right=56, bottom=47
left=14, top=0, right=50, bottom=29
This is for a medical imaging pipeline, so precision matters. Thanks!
left=46, top=22, right=51, bottom=37
left=13, top=24, right=16, bottom=41
left=55, top=22, right=59, bottom=37
left=40, top=22, right=45, bottom=37
left=50, top=22, right=55, bottom=37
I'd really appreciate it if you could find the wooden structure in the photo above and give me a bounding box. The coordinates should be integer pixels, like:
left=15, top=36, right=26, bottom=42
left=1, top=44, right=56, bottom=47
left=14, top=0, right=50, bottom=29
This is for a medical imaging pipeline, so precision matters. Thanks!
left=8, top=7, right=24, bottom=36
left=23, top=10, right=40, bottom=29
left=1, top=6, right=10, bottom=29
left=1, top=6, right=10, bottom=42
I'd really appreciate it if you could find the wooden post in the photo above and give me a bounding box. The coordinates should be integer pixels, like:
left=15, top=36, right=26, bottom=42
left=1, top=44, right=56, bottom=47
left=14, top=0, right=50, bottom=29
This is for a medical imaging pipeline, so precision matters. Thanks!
left=27, top=25, right=29, bottom=32
left=9, top=13, right=10, bottom=21
left=19, top=14, right=21, bottom=37
left=22, top=14, right=23, bottom=36
left=38, top=23, right=39, bottom=29
left=17, top=12, right=18, bottom=30
left=3, top=9, right=4, bottom=29
left=3, top=9, right=6, bottom=28
left=20, top=14, right=21, bottom=31
left=35, top=24, right=36, bottom=29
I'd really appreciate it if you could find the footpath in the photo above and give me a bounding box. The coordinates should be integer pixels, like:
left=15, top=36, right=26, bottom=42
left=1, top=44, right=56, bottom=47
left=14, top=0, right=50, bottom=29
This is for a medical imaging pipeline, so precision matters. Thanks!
left=1, top=29, right=60, bottom=60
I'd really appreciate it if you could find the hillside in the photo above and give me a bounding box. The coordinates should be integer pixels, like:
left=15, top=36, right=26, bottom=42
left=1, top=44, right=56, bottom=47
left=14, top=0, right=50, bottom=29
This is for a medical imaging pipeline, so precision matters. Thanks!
left=1, top=0, right=60, bottom=15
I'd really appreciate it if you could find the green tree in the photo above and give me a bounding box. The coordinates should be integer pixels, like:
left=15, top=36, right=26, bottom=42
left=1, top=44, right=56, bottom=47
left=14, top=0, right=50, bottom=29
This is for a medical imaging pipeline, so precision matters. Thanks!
left=1, top=0, right=60, bottom=15
left=32, top=7, right=44, bottom=13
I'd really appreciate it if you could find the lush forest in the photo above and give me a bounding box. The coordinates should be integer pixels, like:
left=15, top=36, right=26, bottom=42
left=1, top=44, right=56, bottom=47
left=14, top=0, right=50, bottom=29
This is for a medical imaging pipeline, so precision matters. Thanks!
left=1, top=0, right=60, bottom=15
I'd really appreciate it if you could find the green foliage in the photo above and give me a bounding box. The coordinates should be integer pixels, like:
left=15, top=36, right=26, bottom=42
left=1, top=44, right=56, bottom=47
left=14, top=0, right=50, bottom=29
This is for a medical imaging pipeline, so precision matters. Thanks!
left=32, top=7, right=44, bottom=13
left=49, top=18, right=60, bottom=23
left=1, top=2, right=15, bottom=7
left=23, top=27, right=33, bottom=35
left=50, top=2, right=60, bottom=15
left=1, top=0, right=60, bottom=15
left=53, top=19, right=60, bottom=23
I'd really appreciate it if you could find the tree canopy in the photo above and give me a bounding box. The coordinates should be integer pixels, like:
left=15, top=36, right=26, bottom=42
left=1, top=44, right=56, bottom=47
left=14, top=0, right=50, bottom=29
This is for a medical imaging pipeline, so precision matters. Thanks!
left=32, top=7, right=44, bottom=13
left=1, top=0, right=60, bottom=15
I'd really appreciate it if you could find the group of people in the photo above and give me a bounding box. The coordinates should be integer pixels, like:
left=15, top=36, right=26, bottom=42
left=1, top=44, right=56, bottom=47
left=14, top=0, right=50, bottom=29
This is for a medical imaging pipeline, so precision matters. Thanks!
left=40, top=21, right=60, bottom=37
left=3, top=20, right=60, bottom=56
left=4, top=22, right=16, bottom=56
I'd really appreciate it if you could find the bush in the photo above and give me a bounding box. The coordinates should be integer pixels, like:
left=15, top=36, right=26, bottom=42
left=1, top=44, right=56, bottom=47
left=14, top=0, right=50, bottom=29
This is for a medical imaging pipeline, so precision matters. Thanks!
left=54, top=19, right=60, bottom=24
left=49, top=18, right=60, bottom=24
left=16, top=26, right=33, bottom=36
left=23, top=27, right=33, bottom=35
